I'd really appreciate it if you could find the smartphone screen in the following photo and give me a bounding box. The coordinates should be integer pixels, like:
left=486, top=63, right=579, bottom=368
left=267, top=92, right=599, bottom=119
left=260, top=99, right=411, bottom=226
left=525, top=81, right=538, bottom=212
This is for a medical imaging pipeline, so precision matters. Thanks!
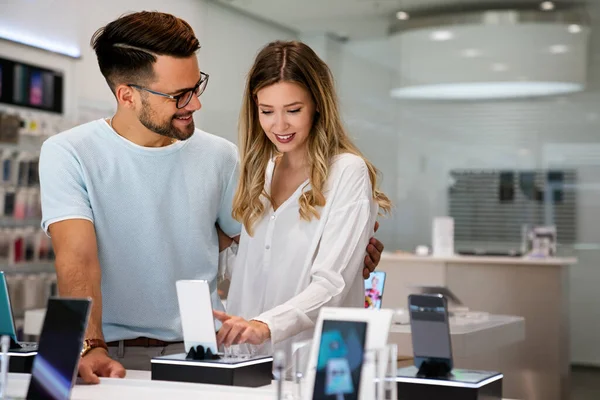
left=0, top=272, right=17, bottom=344
left=26, top=298, right=91, bottom=400
left=175, top=280, right=218, bottom=355
left=408, top=294, right=453, bottom=370
left=313, top=320, right=367, bottom=400
left=364, top=271, right=386, bottom=309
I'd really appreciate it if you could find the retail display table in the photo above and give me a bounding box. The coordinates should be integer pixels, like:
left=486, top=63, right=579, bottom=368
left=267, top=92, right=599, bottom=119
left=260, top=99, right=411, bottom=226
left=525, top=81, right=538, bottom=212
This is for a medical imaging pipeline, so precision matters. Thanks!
left=2, top=371, right=520, bottom=399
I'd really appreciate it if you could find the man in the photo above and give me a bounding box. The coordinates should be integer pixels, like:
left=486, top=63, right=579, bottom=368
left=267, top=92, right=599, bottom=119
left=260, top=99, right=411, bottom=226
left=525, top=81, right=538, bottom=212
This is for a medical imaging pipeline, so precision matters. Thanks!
left=39, top=11, right=384, bottom=384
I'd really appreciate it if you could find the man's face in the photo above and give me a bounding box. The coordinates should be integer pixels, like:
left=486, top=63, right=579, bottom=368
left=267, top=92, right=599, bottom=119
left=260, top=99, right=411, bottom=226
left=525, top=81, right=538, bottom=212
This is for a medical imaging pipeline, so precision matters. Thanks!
left=136, top=55, right=203, bottom=141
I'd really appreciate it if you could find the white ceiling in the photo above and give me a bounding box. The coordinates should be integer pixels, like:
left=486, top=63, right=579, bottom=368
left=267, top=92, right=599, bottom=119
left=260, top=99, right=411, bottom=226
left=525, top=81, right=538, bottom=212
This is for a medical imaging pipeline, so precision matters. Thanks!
left=212, top=0, right=590, bottom=39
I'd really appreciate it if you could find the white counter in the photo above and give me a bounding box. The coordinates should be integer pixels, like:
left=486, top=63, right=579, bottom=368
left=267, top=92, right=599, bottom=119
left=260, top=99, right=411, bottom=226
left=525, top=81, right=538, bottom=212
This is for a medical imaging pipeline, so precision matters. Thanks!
left=379, top=252, right=576, bottom=400
left=382, top=252, right=577, bottom=266
left=390, top=314, right=525, bottom=359
left=2, top=371, right=519, bottom=399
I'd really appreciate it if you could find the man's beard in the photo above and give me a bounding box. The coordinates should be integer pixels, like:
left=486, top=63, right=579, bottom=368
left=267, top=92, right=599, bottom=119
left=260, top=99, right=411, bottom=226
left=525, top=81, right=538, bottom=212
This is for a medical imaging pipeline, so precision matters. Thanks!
left=138, top=100, right=195, bottom=141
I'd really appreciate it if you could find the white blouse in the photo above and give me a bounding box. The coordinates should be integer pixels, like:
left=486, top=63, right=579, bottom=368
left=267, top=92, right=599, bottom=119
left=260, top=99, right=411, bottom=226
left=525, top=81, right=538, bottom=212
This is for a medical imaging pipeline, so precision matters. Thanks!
left=224, top=153, right=379, bottom=359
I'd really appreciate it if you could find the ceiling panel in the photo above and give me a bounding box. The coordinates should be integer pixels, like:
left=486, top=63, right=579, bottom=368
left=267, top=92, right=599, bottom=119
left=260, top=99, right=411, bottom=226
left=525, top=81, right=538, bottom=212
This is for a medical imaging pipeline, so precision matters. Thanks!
left=212, top=0, right=593, bottom=39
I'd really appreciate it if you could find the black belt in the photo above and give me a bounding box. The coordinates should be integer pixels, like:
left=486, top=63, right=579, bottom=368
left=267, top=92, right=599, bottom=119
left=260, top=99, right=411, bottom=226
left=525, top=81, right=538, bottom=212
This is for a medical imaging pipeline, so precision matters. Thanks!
left=107, top=337, right=183, bottom=347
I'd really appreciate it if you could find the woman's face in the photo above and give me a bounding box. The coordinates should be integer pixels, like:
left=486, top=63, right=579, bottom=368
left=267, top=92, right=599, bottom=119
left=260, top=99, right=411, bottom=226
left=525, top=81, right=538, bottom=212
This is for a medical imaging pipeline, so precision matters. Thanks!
left=256, top=81, right=316, bottom=157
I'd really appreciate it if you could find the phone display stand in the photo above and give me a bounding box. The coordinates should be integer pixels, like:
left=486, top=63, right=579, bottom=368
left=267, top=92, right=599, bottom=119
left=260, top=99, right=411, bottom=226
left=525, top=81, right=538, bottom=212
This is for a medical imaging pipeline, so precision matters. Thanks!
left=416, top=359, right=452, bottom=378
left=185, top=345, right=220, bottom=361
left=401, top=294, right=503, bottom=399
left=153, top=280, right=273, bottom=387
left=4, top=335, right=37, bottom=373
left=8, top=337, right=19, bottom=351
left=151, top=352, right=273, bottom=388
left=396, top=366, right=503, bottom=400
left=5, top=349, right=36, bottom=373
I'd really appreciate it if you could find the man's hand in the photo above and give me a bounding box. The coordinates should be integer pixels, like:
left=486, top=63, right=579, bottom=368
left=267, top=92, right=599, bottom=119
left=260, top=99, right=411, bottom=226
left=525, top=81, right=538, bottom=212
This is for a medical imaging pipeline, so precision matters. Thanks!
left=78, top=348, right=126, bottom=384
left=363, top=221, right=384, bottom=279
left=213, top=310, right=270, bottom=347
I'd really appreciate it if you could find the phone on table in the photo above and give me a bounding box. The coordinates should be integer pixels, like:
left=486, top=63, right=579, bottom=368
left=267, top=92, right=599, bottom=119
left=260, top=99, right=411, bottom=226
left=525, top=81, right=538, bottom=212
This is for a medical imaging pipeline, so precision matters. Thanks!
left=26, top=297, right=91, bottom=400
left=408, top=294, right=453, bottom=375
left=364, top=271, right=386, bottom=309
left=312, top=319, right=368, bottom=400
left=176, top=280, right=219, bottom=355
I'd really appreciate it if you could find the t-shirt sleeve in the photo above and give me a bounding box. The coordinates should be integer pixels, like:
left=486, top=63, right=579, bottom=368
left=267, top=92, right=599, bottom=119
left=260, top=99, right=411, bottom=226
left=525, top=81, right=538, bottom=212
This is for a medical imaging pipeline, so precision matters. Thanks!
left=39, top=139, right=94, bottom=234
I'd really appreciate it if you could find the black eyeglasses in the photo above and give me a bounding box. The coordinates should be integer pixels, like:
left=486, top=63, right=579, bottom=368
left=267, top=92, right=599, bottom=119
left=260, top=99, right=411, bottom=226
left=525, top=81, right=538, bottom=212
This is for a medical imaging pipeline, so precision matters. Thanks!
left=128, top=72, right=209, bottom=109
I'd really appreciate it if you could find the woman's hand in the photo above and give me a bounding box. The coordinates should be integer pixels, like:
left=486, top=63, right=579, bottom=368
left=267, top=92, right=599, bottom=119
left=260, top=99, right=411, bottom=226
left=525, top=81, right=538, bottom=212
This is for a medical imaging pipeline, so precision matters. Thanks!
left=213, top=310, right=271, bottom=347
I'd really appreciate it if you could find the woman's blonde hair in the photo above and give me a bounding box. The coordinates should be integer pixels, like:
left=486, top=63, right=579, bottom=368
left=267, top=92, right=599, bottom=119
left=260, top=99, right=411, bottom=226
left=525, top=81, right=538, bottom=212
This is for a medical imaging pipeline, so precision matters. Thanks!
left=232, top=40, right=391, bottom=235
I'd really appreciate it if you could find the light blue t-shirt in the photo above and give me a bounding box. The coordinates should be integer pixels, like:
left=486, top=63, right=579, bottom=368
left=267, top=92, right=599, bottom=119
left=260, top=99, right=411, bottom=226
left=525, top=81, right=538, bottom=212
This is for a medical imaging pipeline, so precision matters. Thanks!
left=39, top=119, right=241, bottom=342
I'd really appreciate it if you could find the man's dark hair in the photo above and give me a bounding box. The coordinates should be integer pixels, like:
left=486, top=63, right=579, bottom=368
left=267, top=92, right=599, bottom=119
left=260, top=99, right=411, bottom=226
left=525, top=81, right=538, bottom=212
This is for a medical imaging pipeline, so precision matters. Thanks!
left=91, top=11, right=200, bottom=93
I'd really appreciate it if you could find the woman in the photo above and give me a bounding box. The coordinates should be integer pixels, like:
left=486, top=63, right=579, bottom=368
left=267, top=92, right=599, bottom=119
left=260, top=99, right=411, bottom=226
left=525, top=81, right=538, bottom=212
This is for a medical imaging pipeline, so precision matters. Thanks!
left=214, top=40, right=392, bottom=359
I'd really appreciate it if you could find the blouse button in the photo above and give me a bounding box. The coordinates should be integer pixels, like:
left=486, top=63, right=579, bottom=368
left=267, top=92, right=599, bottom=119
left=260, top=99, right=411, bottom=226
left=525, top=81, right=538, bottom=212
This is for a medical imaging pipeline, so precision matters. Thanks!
left=265, top=245, right=271, bottom=250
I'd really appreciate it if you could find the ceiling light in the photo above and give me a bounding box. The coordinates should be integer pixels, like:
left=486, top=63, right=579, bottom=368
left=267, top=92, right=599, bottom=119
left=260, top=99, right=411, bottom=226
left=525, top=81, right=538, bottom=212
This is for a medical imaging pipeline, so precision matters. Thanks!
left=540, top=1, right=555, bottom=11
left=391, top=83, right=584, bottom=100
left=549, top=44, right=569, bottom=54
left=396, top=11, right=409, bottom=20
left=568, top=24, right=582, bottom=34
left=461, top=48, right=482, bottom=58
left=430, top=30, right=453, bottom=41
left=0, top=27, right=80, bottom=58
left=387, top=8, right=588, bottom=100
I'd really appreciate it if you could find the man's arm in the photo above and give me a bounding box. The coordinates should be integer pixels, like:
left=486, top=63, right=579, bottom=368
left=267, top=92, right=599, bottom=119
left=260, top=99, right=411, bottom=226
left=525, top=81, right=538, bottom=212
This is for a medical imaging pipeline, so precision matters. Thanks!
left=363, top=221, right=384, bottom=279
left=48, top=219, right=125, bottom=383
left=49, top=219, right=103, bottom=339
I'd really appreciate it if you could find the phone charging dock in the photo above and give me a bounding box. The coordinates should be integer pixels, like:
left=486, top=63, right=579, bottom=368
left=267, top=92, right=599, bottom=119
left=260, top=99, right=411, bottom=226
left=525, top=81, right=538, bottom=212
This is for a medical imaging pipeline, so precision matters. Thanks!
left=395, top=366, right=503, bottom=400
left=150, top=353, right=273, bottom=387
left=5, top=350, right=36, bottom=373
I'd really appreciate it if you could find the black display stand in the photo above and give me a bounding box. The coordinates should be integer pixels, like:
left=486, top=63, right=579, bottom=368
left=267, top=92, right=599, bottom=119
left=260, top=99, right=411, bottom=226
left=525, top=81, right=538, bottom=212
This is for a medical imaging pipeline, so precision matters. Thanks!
left=151, top=350, right=273, bottom=388
left=5, top=349, right=36, bottom=373
left=396, top=366, right=503, bottom=400
left=416, top=359, right=452, bottom=378
left=185, top=344, right=219, bottom=361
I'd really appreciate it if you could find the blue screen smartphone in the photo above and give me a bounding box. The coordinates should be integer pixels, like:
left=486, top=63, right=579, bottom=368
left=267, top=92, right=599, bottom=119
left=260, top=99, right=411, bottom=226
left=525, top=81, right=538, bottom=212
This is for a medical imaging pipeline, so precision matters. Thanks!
left=312, top=319, right=367, bottom=400
left=0, top=271, right=19, bottom=345
left=364, top=271, right=386, bottom=309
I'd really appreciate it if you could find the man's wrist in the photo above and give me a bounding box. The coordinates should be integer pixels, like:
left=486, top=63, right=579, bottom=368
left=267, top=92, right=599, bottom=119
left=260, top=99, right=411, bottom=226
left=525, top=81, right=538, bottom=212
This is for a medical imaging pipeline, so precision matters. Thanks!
left=81, top=338, right=108, bottom=357
left=86, top=347, right=109, bottom=357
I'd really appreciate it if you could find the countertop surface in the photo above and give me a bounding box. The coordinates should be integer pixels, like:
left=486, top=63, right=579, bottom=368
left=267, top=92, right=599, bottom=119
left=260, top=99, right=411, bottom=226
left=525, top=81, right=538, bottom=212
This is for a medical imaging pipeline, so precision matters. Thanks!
left=382, top=252, right=577, bottom=266
left=3, top=371, right=520, bottom=399
left=390, top=313, right=524, bottom=335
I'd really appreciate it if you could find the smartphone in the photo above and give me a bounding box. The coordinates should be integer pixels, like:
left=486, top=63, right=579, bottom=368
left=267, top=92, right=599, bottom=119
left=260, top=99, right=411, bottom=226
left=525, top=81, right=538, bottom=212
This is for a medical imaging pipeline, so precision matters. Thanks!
left=176, top=280, right=218, bottom=355
left=408, top=294, right=453, bottom=373
left=312, top=320, right=368, bottom=400
left=26, top=297, right=91, bottom=400
left=364, top=271, right=386, bottom=309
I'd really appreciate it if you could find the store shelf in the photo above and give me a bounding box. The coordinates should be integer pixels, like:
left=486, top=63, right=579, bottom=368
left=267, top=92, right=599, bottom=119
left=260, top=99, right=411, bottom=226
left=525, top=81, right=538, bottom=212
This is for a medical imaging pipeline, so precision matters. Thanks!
left=0, top=262, right=55, bottom=274
left=0, top=134, right=47, bottom=153
left=0, top=217, right=41, bottom=228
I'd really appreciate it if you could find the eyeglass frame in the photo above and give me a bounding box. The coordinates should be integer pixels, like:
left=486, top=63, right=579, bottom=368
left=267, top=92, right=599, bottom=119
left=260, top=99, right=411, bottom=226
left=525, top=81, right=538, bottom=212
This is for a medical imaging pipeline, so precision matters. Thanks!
left=127, top=71, right=209, bottom=109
